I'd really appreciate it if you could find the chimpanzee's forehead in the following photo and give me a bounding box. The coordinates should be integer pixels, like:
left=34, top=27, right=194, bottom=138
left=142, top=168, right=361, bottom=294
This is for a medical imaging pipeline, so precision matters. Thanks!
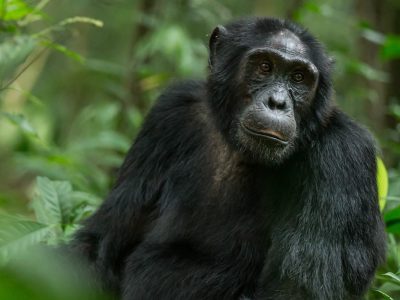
left=260, top=29, right=308, bottom=57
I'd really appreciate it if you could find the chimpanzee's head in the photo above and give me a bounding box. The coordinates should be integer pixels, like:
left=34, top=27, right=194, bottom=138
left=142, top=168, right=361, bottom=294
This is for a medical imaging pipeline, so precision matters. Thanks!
left=207, top=17, right=333, bottom=164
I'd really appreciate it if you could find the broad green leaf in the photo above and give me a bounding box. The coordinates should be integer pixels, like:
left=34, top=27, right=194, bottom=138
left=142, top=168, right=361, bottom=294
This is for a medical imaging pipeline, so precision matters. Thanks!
left=0, top=35, right=36, bottom=81
left=70, top=191, right=101, bottom=206
left=0, top=112, right=38, bottom=137
left=69, top=191, right=101, bottom=223
left=381, top=35, right=400, bottom=60
left=1, top=0, right=33, bottom=21
left=377, top=157, right=388, bottom=211
left=385, top=222, right=400, bottom=234
left=63, top=223, right=81, bottom=240
left=384, top=206, right=400, bottom=222
left=53, top=180, right=74, bottom=224
left=0, top=218, right=52, bottom=263
left=382, top=272, right=400, bottom=285
left=384, top=205, right=400, bottom=234
left=69, top=205, right=97, bottom=224
left=32, top=177, right=72, bottom=226
left=372, top=289, right=394, bottom=300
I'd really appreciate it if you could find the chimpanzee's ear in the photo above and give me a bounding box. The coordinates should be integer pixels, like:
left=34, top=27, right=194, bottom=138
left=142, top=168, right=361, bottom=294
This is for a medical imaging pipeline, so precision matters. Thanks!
left=208, top=25, right=228, bottom=68
left=328, top=56, right=336, bottom=67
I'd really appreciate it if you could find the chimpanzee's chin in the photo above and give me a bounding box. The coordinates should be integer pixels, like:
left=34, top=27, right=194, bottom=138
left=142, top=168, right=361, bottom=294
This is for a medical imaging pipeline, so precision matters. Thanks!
left=235, top=126, right=294, bottom=165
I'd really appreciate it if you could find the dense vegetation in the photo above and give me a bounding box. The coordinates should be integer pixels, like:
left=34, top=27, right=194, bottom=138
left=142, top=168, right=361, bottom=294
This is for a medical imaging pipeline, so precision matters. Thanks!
left=0, top=0, right=400, bottom=299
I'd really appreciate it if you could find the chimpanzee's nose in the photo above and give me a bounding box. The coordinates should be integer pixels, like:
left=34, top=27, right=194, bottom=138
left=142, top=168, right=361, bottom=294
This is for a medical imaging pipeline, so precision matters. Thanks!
left=264, top=95, right=287, bottom=111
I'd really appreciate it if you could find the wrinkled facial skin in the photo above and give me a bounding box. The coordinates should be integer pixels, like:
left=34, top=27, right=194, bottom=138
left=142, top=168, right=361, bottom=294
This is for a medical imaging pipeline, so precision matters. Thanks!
left=235, top=30, right=319, bottom=164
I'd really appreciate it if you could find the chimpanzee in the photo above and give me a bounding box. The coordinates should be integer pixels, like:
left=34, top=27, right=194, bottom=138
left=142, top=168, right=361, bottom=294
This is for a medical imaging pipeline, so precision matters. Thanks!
left=70, top=17, right=386, bottom=300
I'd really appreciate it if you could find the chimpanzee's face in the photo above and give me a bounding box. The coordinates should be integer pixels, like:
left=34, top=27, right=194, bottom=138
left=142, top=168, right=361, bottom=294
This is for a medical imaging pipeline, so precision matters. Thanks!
left=208, top=25, right=320, bottom=164
left=234, top=30, right=319, bottom=164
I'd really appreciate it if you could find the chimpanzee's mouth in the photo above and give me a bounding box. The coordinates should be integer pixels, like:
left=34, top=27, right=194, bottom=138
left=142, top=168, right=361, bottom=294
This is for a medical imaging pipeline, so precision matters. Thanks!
left=240, top=123, right=289, bottom=145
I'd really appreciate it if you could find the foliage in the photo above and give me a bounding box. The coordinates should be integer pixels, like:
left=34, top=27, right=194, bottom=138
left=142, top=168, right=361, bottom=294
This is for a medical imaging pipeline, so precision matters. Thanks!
left=0, top=176, right=99, bottom=262
left=0, top=247, right=111, bottom=299
left=378, top=157, right=389, bottom=210
left=0, top=0, right=399, bottom=298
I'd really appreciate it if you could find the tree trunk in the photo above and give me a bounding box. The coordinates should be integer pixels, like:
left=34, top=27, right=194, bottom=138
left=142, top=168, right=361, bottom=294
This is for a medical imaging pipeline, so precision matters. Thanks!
left=355, top=0, right=400, bottom=163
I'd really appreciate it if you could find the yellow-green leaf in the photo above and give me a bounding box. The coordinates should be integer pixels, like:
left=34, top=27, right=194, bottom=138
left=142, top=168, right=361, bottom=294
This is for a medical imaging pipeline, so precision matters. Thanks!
left=377, top=157, right=388, bottom=211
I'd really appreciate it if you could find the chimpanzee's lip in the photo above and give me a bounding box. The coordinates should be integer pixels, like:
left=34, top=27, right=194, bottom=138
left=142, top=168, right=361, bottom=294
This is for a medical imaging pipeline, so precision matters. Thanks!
left=240, top=122, right=289, bottom=145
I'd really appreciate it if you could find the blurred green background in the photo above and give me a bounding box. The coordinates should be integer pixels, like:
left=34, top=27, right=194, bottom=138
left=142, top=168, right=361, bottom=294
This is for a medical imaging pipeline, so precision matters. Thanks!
left=0, top=0, right=400, bottom=299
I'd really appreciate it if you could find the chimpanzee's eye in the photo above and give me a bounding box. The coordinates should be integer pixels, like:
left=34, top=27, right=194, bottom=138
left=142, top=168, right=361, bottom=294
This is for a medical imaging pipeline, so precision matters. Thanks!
left=292, top=72, right=304, bottom=83
left=258, top=62, right=272, bottom=74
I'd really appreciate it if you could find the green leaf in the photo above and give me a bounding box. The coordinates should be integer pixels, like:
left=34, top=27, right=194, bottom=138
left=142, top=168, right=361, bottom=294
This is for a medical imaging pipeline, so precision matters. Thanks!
left=70, top=191, right=101, bottom=206
left=0, top=217, right=52, bottom=263
left=41, top=40, right=84, bottom=63
left=32, top=177, right=72, bottom=226
left=383, top=204, right=400, bottom=234
left=377, top=157, right=388, bottom=211
left=381, top=35, right=400, bottom=60
left=372, top=289, right=394, bottom=300
left=0, top=112, right=38, bottom=137
left=385, top=206, right=400, bottom=222
left=386, top=222, right=400, bottom=234
left=1, top=0, right=34, bottom=21
left=382, top=272, right=400, bottom=285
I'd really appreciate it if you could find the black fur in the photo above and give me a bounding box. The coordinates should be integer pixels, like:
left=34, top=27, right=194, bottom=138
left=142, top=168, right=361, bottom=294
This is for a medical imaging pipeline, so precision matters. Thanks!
left=70, top=17, right=386, bottom=300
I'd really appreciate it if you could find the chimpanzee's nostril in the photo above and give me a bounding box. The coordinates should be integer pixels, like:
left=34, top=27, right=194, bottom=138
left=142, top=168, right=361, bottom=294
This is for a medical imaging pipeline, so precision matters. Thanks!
left=276, top=101, right=286, bottom=110
left=266, top=96, right=286, bottom=111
